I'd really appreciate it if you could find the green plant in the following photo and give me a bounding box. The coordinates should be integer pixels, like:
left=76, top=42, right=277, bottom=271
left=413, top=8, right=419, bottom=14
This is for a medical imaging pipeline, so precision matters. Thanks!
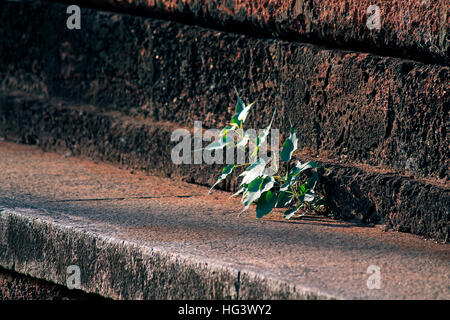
left=207, top=92, right=326, bottom=219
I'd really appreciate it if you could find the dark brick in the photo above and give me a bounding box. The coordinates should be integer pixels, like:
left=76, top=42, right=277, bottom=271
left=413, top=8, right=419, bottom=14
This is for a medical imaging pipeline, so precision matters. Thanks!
left=50, top=0, right=449, bottom=64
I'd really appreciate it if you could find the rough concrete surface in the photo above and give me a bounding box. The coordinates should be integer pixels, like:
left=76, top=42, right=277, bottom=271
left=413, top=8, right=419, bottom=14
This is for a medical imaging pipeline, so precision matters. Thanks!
left=1, top=1, right=448, bottom=180
left=51, top=0, right=449, bottom=64
left=0, top=92, right=448, bottom=242
left=0, top=141, right=449, bottom=299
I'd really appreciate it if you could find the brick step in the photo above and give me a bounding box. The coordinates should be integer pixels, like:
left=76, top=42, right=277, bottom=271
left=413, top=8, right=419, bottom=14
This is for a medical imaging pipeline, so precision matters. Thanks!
left=50, top=0, right=449, bottom=64
left=0, top=91, right=448, bottom=242
left=0, top=141, right=448, bottom=299
left=1, top=1, right=448, bottom=179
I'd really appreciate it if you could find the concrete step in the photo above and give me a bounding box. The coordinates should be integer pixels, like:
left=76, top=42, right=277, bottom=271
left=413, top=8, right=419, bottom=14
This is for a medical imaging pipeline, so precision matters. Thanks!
left=0, top=141, right=449, bottom=299
left=1, top=0, right=448, bottom=180
left=0, top=91, right=448, bottom=242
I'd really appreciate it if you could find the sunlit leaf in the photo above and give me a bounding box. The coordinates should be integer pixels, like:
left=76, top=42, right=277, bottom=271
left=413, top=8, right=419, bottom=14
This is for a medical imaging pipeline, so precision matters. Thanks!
left=283, top=204, right=304, bottom=220
left=251, top=110, right=276, bottom=157
left=231, top=95, right=245, bottom=126
left=239, top=158, right=267, bottom=186
left=291, top=161, right=320, bottom=176
left=231, top=90, right=255, bottom=127
left=204, top=134, right=234, bottom=151
left=232, top=186, right=246, bottom=197
left=241, top=176, right=265, bottom=211
left=260, top=176, right=275, bottom=194
left=209, top=164, right=235, bottom=193
left=238, top=101, right=255, bottom=123
left=304, top=190, right=316, bottom=202
left=236, top=131, right=251, bottom=150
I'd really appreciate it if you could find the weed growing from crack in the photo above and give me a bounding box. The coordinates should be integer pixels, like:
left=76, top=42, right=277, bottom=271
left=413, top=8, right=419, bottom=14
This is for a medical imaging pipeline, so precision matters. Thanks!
left=207, top=91, right=326, bottom=219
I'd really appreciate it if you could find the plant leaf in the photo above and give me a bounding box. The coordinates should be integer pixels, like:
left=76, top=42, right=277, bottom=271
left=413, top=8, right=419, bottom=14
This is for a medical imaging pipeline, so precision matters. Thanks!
left=291, top=161, right=320, bottom=176
left=232, top=186, right=246, bottom=197
left=283, top=204, right=304, bottom=220
left=280, top=127, right=298, bottom=162
left=239, top=158, right=267, bottom=186
left=280, top=173, right=301, bottom=192
left=280, top=161, right=320, bottom=191
left=276, top=191, right=293, bottom=208
left=304, top=170, right=319, bottom=190
left=231, top=95, right=245, bottom=126
left=304, top=190, right=316, bottom=202
left=209, top=164, right=235, bottom=193
left=231, top=91, right=255, bottom=127
left=256, top=191, right=277, bottom=218
left=236, top=131, right=251, bottom=150
left=260, top=176, right=275, bottom=194
left=238, top=101, right=255, bottom=123
left=314, top=197, right=326, bottom=207
left=251, top=110, right=276, bottom=157
left=204, top=134, right=234, bottom=151
left=242, top=176, right=265, bottom=211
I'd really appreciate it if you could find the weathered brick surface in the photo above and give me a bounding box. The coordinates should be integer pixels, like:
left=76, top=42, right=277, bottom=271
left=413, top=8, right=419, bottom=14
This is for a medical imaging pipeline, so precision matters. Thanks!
left=1, top=1, right=448, bottom=179
left=320, top=165, right=449, bottom=242
left=52, top=0, right=449, bottom=64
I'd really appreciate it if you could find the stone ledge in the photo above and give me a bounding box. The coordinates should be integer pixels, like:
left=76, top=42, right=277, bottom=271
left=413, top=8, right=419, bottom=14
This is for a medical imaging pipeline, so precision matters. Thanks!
left=0, top=92, right=448, bottom=241
left=0, top=142, right=448, bottom=299
left=0, top=208, right=340, bottom=300
left=0, top=209, right=244, bottom=300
